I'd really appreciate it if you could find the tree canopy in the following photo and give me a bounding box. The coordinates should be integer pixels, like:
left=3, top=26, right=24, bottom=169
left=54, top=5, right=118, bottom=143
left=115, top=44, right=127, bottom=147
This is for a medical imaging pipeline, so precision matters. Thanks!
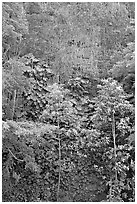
left=2, top=2, right=135, bottom=202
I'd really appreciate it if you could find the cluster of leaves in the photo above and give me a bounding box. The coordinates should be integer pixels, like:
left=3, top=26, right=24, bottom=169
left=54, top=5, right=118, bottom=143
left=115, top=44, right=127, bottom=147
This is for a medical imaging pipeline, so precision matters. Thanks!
left=2, top=2, right=28, bottom=62
left=2, top=2, right=135, bottom=121
left=2, top=2, right=135, bottom=202
left=2, top=2, right=134, bottom=82
left=2, top=53, right=55, bottom=121
left=2, top=57, right=32, bottom=120
left=92, top=79, right=135, bottom=201
left=21, top=54, right=55, bottom=120
left=109, top=17, right=135, bottom=106
left=20, top=2, right=132, bottom=82
left=2, top=78, right=135, bottom=202
left=110, top=18, right=135, bottom=84
left=2, top=120, right=40, bottom=201
left=97, top=3, right=135, bottom=82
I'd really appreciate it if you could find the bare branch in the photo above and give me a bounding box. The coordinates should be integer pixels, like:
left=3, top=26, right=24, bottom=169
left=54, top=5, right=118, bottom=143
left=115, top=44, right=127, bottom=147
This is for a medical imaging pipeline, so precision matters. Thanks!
left=8, top=148, right=24, bottom=162
left=112, top=110, right=117, bottom=183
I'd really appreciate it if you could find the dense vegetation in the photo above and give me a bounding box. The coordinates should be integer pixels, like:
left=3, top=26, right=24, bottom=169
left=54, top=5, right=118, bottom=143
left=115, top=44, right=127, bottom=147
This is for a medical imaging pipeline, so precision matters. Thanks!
left=2, top=2, right=135, bottom=202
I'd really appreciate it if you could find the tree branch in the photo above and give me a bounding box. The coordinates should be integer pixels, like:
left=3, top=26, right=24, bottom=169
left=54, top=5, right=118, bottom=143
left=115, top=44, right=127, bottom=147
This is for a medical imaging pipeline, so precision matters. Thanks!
left=8, top=148, right=24, bottom=162
left=12, top=90, right=17, bottom=120
left=57, top=138, right=61, bottom=201
left=112, top=109, right=117, bottom=183
left=57, top=76, right=61, bottom=202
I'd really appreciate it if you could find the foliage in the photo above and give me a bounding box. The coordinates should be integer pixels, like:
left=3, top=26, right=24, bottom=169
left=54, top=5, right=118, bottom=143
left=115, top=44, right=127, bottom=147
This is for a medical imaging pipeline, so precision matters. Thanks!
left=2, top=57, right=32, bottom=120
left=91, top=78, right=135, bottom=201
left=109, top=18, right=135, bottom=103
left=2, top=78, right=135, bottom=202
left=2, top=2, right=135, bottom=202
left=21, top=54, right=55, bottom=120
left=2, top=2, right=28, bottom=61
left=22, top=2, right=131, bottom=81
left=2, top=53, right=55, bottom=121
left=110, top=18, right=135, bottom=80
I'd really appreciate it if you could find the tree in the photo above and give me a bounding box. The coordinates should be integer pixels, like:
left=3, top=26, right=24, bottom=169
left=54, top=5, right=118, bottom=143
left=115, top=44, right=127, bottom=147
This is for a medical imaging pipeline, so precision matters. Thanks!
left=110, top=18, right=135, bottom=98
left=91, top=78, right=135, bottom=201
left=2, top=2, right=28, bottom=61
left=2, top=2, right=135, bottom=202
